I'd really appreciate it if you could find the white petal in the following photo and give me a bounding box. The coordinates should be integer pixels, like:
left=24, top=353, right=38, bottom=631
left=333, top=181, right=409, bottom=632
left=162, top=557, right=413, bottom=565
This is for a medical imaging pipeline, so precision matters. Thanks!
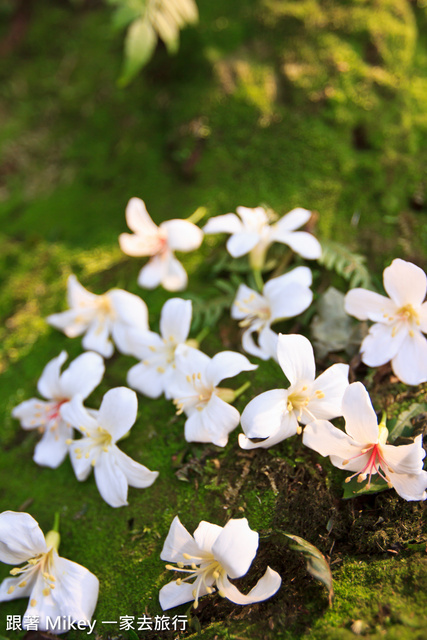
left=302, top=420, right=365, bottom=470
left=82, top=319, right=114, bottom=358
left=272, top=207, right=312, bottom=233
left=193, top=521, right=223, bottom=553
left=387, top=469, right=427, bottom=501
left=231, top=284, right=266, bottom=320
left=258, top=326, right=279, bottom=361
left=160, top=516, right=201, bottom=562
left=344, top=289, right=396, bottom=322
left=12, top=399, right=54, bottom=429
left=206, top=351, right=257, bottom=387
left=308, top=363, right=349, bottom=421
left=342, top=383, right=379, bottom=443
left=60, top=396, right=98, bottom=433
left=241, top=326, right=271, bottom=360
left=360, top=322, right=405, bottom=367
left=174, top=344, right=211, bottom=378
left=33, top=420, right=71, bottom=468
left=124, top=329, right=164, bottom=360
left=212, top=518, right=258, bottom=578
left=419, top=301, right=427, bottom=333
left=138, top=256, right=164, bottom=289
left=0, top=512, right=47, bottom=564
left=236, top=206, right=269, bottom=230
left=97, top=387, right=137, bottom=442
left=120, top=232, right=159, bottom=257
left=0, top=574, right=36, bottom=601
left=37, top=351, right=68, bottom=400
left=94, top=451, right=129, bottom=507
left=46, top=309, right=92, bottom=338
left=113, top=448, right=158, bottom=488
left=203, top=213, right=243, bottom=235
left=50, top=554, right=99, bottom=625
left=159, top=579, right=209, bottom=611
left=226, top=232, right=260, bottom=258
left=160, top=298, right=192, bottom=343
left=59, top=352, right=105, bottom=400
left=108, top=289, right=149, bottom=331
left=162, top=219, right=203, bottom=252
left=69, top=439, right=94, bottom=481
left=381, top=436, right=426, bottom=475
left=276, top=334, right=315, bottom=385
left=67, top=274, right=97, bottom=308
left=391, top=330, right=427, bottom=385
left=217, top=567, right=281, bottom=604
left=185, top=396, right=240, bottom=447
left=125, top=197, right=158, bottom=235
left=383, top=258, right=427, bottom=307
left=279, top=231, right=322, bottom=259
left=268, top=282, right=313, bottom=321
left=127, top=361, right=166, bottom=398
left=264, top=265, right=312, bottom=294
left=241, top=389, right=288, bottom=439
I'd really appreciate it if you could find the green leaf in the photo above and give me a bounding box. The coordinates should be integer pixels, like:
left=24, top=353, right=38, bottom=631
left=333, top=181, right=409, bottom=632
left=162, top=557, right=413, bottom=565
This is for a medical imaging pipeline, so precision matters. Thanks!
left=119, top=17, right=157, bottom=86
left=387, top=403, right=427, bottom=443
left=342, top=473, right=388, bottom=499
left=127, top=630, right=139, bottom=640
left=284, top=533, right=334, bottom=605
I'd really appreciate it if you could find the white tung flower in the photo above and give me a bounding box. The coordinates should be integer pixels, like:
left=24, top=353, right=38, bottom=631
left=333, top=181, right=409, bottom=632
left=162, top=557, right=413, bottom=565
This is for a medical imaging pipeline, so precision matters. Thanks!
left=61, top=387, right=158, bottom=508
left=231, top=267, right=313, bottom=360
left=239, top=334, right=349, bottom=450
left=119, top=197, right=203, bottom=291
left=0, top=511, right=99, bottom=633
left=345, top=258, right=427, bottom=386
left=159, top=516, right=281, bottom=610
left=203, top=206, right=321, bottom=268
left=47, top=275, right=149, bottom=358
left=303, top=382, right=427, bottom=501
left=12, top=351, right=105, bottom=469
left=168, top=345, right=257, bottom=447
left=126, top=297, right=193, bottom=399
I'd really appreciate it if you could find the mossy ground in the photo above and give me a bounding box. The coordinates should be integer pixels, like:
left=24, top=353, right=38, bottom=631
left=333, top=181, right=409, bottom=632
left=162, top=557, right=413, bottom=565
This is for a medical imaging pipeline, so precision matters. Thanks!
left=0, top=1, right=427, bottom=638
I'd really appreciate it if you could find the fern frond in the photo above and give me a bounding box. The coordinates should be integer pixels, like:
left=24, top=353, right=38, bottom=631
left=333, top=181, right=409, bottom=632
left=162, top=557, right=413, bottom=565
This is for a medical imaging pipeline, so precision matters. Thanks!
left=319, top=239, right=372, bottom=289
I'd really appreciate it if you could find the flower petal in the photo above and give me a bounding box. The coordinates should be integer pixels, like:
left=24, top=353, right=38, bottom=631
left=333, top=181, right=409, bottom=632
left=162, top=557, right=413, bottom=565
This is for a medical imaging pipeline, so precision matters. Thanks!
left=360, top=322, right=405, bottom=367
left=341, top=383, right=379, bottom=444
left=231, top=284, right=266, bottom=320
left=159, top=579, right=209, bottom=611
left=276, top=334, right=315, bottom=385
left=203, top=213, right=243, bottom=235
left=60, top=396, right=98, bottom=433
left=69, top=439, right=94, bottom=481
left=161, top=254, right=189, bottom=291
left=59, top=352, right=105, bottom=400
left=268, top=282, right=313, bottom=320
left=185, top=396, right=240, bottom=447
left=125, top=197, right=158, bottom=235
left=12, top=399, right=54, bottom=429
left=226, top=232, right=260, bottom=258
left=138, top=256, right=165, bottom=289
left=308, top=363, right=349, bottom=421
left=162, top=219, right=203, bottom=252
left=302, top=420, right=365, bottom=470
left=206, top=351, right=257, bottom=387
left=391, top=330, right=427, bottom=385
left=46, top=309, right=92, bottom=338
left=274, top=229, right=321, bottom=259
left=67, top=274, right=97, bottom=308
left=97, top=387, right=137, bottom=442
left=108, top=289, right=149, bottom=330
left=127, top=361, right=166, bottom=398
left=240, top=389, right=288, bottom=439
left=212, top=518, right=258, bottom=579
left=193, top=521, right=223, bottom=553
left=387, top=469, right=427, bottom=501
left=383, top=258, right=427, bottom=307
left=37, top=352, right=68, bottom=400
left=272, top=207, right=312, bottom=233
left=217, top=567, right=281, bottom=604
left=160, top=298, right=192, bottom=343
left=241, top=326, right=271, bottom=360
left=0, top=512, right=47, bottom=564
left=33, top=420, right=71, bottom=469
left=50, top=555, right=99, bottom=625
left=264, top=265, right=312, bottom=293
left=258, top=326, right=279, bottom=361
left=160, top=516, right=202, bottom=562
left=381, top=436, right=426, bottom=475
left=94, top=451, right=129, bottom=507
left=344, top=289, right=395, bottom=322
left=82, top=319, right=114, bottom=358
left=0, top=575, right=36, bottom=601
left=113, top=448, right=158, bottom=488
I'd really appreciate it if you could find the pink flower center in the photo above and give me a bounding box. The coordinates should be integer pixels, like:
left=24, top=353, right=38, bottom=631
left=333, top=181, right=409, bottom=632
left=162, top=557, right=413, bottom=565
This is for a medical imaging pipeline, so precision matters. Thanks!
left=344, top=443, right=393, bottom=488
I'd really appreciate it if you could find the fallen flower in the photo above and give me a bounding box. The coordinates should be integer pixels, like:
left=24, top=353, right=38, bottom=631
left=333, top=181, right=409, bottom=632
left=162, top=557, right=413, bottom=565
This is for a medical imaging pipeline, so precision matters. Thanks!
left=168, top=345, right=257, bottom=446
left=231, top=267, right=313, bottom=360
left=203, top=205, right=321, bottom=269
left=0, top=511, right=99, bottom=633
left=303, top=382, right=427, bottom=501
left=119, top=197, right=203, bottom=291
left=47, top=274, right=149, bottom=358
left=61, top=387, right=158, bottom=507
left=239, top=334, right=349, bottom=449
left=159, top=516, right=281, bottom=610
left=12, top=351, right=104, bottom=468
left=344, top=258, right=427, bottom=385
left=126, top=297, right=193, bottom=398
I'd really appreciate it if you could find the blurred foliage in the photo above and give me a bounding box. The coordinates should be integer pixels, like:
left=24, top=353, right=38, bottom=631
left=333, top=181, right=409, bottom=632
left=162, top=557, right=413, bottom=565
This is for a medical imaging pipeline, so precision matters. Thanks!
left=107, top=0, right=198, bottom=84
